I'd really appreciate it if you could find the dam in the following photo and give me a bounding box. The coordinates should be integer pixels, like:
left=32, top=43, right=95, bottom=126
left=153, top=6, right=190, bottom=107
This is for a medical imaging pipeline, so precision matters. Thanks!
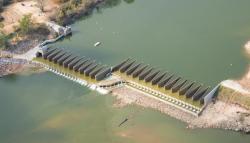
left=35, top=47, right=219, bottom=116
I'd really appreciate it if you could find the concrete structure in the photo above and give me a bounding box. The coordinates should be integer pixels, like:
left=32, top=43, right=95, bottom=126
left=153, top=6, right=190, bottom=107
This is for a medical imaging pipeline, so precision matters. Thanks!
left=35, top=53, right=219, bottom=116
left=158, top=74, right=174, bottom=87
left=73, top=58, right=90, bottom=72
left=111, top=59, right=219, bottom=116
left=151, top=72, right=167, bottom=85
left=172, top=80, right=187, bottom=93
left=132, top=65, right=148, bottom=78
left=145, top=70, right=161, bottom=83
left=95, top=67, right=112, bottom=81
left=139, top=68, right=154, bottom=80
left=68, top=57, right=85, bottom=70
left=79, top=61, right=95, bottom=74
left=84, top=63, right=99, bottom=76
left=36, top=48, right=112, bottom=82
left=126, top=63, right=142, bottom=75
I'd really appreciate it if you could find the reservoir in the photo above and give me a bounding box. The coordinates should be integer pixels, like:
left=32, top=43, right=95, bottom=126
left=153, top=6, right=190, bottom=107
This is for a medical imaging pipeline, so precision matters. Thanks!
left=1, top=0, right=250, bottom=142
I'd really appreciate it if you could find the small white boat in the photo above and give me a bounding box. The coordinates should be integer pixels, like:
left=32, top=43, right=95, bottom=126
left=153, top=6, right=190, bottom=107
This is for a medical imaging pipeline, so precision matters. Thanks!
left=94, top=42, right=101, bottom=47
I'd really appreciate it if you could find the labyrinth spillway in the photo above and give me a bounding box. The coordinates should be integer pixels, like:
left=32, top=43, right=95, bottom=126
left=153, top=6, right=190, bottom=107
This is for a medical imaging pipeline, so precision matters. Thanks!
left=35, top=48, right=218, bottom=116
left=111, top=58, right=217, bottom=115
left=35, top=48, right=112, bottom=83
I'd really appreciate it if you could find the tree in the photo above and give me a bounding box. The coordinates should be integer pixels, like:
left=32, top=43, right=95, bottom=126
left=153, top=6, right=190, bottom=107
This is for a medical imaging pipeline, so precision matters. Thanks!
left=0, top=33, right=7, bottom=49
left=18, top=14, right=33, bottom=34
left=38, top=0, right=45, bottom=12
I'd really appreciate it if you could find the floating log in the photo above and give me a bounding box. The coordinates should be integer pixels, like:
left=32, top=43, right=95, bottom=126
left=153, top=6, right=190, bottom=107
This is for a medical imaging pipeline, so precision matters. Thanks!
left=112, top=58, right=130, bottom=72
left=118, top=118, right=128, bottom=127
left=172, top=80, right=187, bottom=93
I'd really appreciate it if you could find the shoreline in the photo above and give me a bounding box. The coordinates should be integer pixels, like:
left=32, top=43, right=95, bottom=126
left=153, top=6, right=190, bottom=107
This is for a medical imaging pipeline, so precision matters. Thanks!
left=0, top=0, right=250, bottom=134
left=111, top=86, right=250, bottom=133
left=0, top=0, right=104, bottom=77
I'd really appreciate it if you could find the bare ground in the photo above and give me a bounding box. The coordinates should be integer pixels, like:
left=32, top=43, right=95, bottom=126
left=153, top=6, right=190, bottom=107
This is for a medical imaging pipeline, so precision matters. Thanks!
left=190, top=101, right=250, bottom=133
left=0, top=57, right=43, bottom=77
left=1, top=0, right=58, bottom=34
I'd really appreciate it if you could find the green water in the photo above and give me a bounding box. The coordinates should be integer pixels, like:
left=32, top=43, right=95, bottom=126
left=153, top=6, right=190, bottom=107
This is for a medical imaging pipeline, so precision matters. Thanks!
left=1, top=0, right=250, bottom=142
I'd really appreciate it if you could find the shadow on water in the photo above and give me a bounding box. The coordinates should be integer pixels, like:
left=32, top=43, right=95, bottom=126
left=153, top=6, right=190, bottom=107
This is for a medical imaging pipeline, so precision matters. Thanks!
left=1, top=74, right=18, bottom=83
left=76, top=0, right=135, bottom=22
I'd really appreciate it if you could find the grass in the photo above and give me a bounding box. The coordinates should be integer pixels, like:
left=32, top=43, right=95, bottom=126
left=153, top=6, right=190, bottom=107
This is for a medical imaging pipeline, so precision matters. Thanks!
left=218, top=86, right=250, bottom=110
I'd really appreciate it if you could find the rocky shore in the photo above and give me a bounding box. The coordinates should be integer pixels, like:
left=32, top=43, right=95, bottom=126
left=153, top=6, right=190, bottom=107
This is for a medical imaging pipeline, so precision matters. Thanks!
left=112, top=86, right=196, bottom=124
left=0, top=57, right=43, bottom=77
left=190, top=101, right=250, bottom=133
left=111, top=86, right=250, bottom=133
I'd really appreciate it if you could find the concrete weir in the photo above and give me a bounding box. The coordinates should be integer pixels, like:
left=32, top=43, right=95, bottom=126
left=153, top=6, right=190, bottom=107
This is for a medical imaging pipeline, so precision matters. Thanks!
left=112, top=59, right=219, bottom=116
left=35, top=48, right=112, bottom=95
left=35, top=49, right=219, bottom=116
left=73, top=58, right=90, bottom=72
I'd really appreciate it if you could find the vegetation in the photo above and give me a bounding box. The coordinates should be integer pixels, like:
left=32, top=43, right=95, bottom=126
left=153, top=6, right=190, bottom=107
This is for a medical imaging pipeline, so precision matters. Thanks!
left=18, top=14, right=33, bottom=34
left=0, top=22, right=7, bottom=49
left=0, top=33, right=8, bottom=49
left=218, top=86, right=250, bottom=110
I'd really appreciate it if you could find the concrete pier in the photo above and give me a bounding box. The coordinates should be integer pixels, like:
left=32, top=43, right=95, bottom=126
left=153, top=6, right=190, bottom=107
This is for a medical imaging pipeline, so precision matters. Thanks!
left=84, top=63, right=99, bottom=76
left=112, top=58, right=130, bottom=72
left=79, top=61, right=95, bottom=74
left=126, top=63, right=141, bottom=75
left=151, top=72, right=167, bottom=85
left=179, top=82, right=195, bottom=95
left=139, top=67, right=154, bottom=80
left=63, top=56, right=78, bottom=68
left=165, top=77, right=181, bottom=90
left=185, top=85, right=201, bottom=98
left=172, top=80, right=187, bottom=93
left=158, top=74, right=174, bottom=87
left=132, top=65, right=148, bottom=78
left=68, top=57, right=84, bottom=70
left=120, top=60, right=136, bottom=73
left=73, top=58, right=90, bottom=72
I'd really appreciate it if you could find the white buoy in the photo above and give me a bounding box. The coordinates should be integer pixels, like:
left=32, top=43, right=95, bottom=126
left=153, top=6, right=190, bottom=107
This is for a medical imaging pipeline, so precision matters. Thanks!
left=94, top=42, right=101, bottom=47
